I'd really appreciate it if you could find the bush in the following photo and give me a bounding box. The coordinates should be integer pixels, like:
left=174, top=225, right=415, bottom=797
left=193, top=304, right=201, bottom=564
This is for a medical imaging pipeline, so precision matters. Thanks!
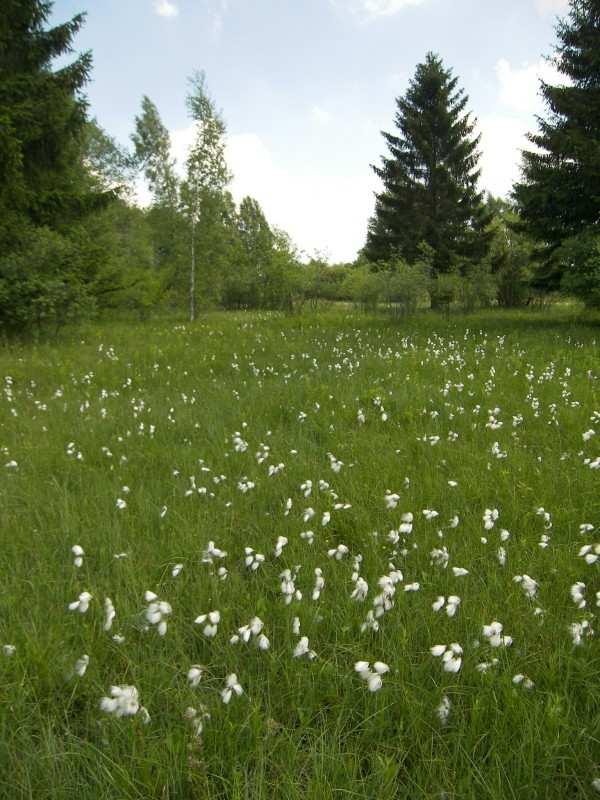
left=0, top=227, right=95, bottom=335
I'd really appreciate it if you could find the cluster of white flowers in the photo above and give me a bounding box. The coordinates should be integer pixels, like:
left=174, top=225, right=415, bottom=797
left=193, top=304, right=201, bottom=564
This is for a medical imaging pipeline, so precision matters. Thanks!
left=144, top=591, right=172, bottom=636
left=354, top=660, right=389, bottom=692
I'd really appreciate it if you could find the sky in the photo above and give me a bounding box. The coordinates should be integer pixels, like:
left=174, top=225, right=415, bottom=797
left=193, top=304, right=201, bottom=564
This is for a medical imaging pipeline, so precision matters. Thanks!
left=52, top=0, right=571, bottom=262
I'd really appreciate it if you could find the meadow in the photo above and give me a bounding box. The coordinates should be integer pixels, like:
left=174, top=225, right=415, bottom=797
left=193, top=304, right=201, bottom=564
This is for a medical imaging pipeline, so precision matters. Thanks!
left=0, top=308, right=599, bottom=800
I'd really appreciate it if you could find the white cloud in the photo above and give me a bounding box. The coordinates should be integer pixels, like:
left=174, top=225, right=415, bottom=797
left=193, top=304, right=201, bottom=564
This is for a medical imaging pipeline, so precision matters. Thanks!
left=495, top=57, right=562, bottom=114
left=135, top=124, right=374, bottom=261
left=534, top=0, right=569, bottom=16
left=310, top=105, right=333, bottom=125
left=477, top=114, right=529, bottom=199
left=154, top=0, right=179, bottom=18
left=331, top=0, right=427, bottom=21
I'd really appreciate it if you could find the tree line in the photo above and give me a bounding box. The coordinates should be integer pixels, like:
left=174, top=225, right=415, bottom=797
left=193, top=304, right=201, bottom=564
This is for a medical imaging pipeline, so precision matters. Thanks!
left=0, top=0, right=598, bottom=334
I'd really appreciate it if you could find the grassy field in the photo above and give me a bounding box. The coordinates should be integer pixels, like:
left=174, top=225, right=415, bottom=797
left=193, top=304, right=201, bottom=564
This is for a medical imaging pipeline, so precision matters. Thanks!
left=0, top=308, right=599, bottom=799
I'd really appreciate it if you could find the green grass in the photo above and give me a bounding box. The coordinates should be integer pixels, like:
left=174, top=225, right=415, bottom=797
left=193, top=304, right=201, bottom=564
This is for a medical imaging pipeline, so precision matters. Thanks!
left=0, top=308, right=599, bottom=799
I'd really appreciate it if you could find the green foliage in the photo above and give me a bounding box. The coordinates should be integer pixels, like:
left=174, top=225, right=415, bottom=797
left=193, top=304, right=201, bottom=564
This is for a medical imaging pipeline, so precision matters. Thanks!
left=485, top=196, right=534, bottom=307
left=556, top=228, right=600, bottom=308
left=380, top=258, right=432, bottom=315
left=365, top=52, right=491, bottom=274
left=342, top=266, right=383, bottom=310
left=131, top=96, right=178, bottom=208
left=513, top=0, right=600, bottom=299
left=0, top=226, right=95, bottom=334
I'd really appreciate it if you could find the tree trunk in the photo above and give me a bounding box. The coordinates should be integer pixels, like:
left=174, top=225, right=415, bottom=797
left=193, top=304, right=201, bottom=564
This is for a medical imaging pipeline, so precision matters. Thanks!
left=190, top=215, right=196, bottom=323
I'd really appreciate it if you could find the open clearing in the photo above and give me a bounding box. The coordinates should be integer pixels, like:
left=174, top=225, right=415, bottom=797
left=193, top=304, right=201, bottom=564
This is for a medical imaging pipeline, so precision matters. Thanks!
left=0, top=310, right=599, bottom=799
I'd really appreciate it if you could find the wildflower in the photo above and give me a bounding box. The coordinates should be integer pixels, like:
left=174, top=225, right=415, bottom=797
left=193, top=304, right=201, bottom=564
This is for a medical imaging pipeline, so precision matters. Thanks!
left=321, top=511, right=331, bottom=527
left=579, top=544, right=600, bottom=565
left=187, top=665, right=203, bottom=687
left=351, top=577, right=369, bottom=602
left=430, top=547, right=449, bottom=569
left=73, top=654, right=89, bottom=677
left=244, top=548, right=265, bottom=571
left=360, top=609, right=379, bottom=633
left=384, top=491, right=400, bottom=510
left=280, top=568, right=302, bottom=605
left=570, top=582, right=586, bottom=609
left=145, top=592, right=172, bottom=636
left=194, top=610, right=221, bottom=638
left=436, top=695, right=451, bottom=725
left=482, top=621, right=512, bottom=648
left=68, top=591, right=92, bottom=613
left=184, top=705, right=210, bottom=737
left=512, top=674, right=534, bottom=690
left=100, top=685, right=143, bottom=717
left=3, top=645, right=16, bottom=657
left=430, top=643, right=462, bottom=673
left=202, top=541, right=227, bottom=563
left=513, top=574, right=538, bottom=598
left=71, top=545, right=84, bottom=568
left=300, top=530, right=315, bottom=544
left=327, top=544, right=349, bottom=560
left=354, top=660, right=389, bottom=692
left=293, top=636, right=317, bottom=660
left=569, top=620, right=593, bottom=646
left=312, top=568, right=325, bottom=600
left=104, top=597, right=116, bottom=631
left=497, top=546, right=507, bottom=566
left=116, top=498, right=127, bottom=510
left=404, top=582, right=420, bottom=592
left=221, top=674, right=244, bottom=704
left=475, top=658, right=499, bottom=673
left=452, top=567, right=469, bottom=577
left=303, top=507, right=315, bottom=523
left=483, top=508, right=499, bottom=531
left=423, top=509, right=439, bottom=521
left=172, top=563, right=183, bottom=577
left=273, top=536, right=288, bottom=557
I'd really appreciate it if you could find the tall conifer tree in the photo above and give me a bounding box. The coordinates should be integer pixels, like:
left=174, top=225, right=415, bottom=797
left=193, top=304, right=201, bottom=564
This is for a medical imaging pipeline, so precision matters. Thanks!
left=365, top=53, right=490, bottom=275
left=513, top=0, right=600, bottom=298
left=0, top=0, right=102, bottom=248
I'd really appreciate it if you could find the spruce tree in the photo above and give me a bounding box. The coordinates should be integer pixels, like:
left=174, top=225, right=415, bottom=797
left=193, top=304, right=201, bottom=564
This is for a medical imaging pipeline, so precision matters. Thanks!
left=0, top=0, right=102, bottom=249
left=513, top=0, right=600, bottom=299
left=364, top=52, right=490, bottom=275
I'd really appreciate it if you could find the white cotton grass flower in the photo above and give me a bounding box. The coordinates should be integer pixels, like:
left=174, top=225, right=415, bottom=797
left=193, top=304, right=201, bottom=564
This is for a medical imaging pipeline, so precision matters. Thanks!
left=71, top=545, right=84, bottom=568
left=303, top=507, right=315, bottom=523
left=578, top=544, right=600, bottom=565
left=430, top=643, right=463, bottom=673
left=194, top=610, right=221, bottom=638
left=432, top=596, right=461, bottom=617
left=73, top=654, right=89, bottom=677
left=187, top=665, right=203, bottom=687
left=321, top=511, right=331, bottom=527
left=300, top=530, right=315, bottom=544
left=3, top=644, right=16, bottom=657
left=354, top=660, right=389, bottom=692
left=483, top=508, right=499, bottom=530
left=202, top=540, right=227, bottom=563
left=404, top=582, right=421, bottom=592
left=184, top=705, right=211, bottom=737
left=244, top=547, right=265, bottom=571
left=570, top=582, right=586, bottom=609
left=452, top=567, right=469, bottom=577
left=116, top=498, right=127, bottom=510
left=482, top=621, right=513, bottom=648
left=68, top=591, right=92, bottom=613
left=513, top=574, right=539, bottom=599
left=144, top=592, right=172, bottom=636
left=512, top=673, right=534, bottom=690
left=273, top=536, right=288, bottom=557
left=384, top=491, right=401, bottom=510
left=280, top=568, right=302, bottom=605
left=312, top=568, right=325, bottom=600
left=230, top=616, right=269, bottom=650
left=592, top=778, right=600, bottom=793
left=100, top=685, right=147, bottom=719
left=569, top=619, right=593, bottom=646
left=103, top=597, right=116, bottom=631
left=422, top=509, right=439, bottom=521
left=221, top=674, right=243, bottom=704
left=351, top=576, right=369, bottom=602
left=293, top=635, right=317, bottom=660
left=399, top=512, right=414, bottom=534
left=497, top=546, right=507, bottom=566
left=475, top=658, right=499, bottom=673
left=171, top=563, right=183, bottom=577
left=436, top=695, right=451, bottom=725
left=327, top=544, right=349, bottom=560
